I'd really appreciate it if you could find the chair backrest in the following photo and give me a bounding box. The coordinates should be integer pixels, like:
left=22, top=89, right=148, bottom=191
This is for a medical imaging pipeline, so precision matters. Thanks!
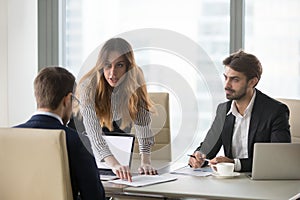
left=133, top=92, right=171, bottom=160
left=276, top=98, right=300, bottom=143
left=0, top=128, right=73, bottom=200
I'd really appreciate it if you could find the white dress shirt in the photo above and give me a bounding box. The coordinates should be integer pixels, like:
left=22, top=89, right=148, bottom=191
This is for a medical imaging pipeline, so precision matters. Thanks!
left=227, top=90, right=256, bottom=171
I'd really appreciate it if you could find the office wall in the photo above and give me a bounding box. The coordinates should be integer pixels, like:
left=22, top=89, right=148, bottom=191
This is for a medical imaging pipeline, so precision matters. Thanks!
left=0, top=0, right=37, bottom=127
left=0, top=0, right=8, bottom=126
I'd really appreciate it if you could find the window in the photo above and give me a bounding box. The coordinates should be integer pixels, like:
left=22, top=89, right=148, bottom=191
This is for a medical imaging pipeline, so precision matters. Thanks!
left=64, top=0, right=230, bottom=161
left=245, top=0, right=300, bottom=99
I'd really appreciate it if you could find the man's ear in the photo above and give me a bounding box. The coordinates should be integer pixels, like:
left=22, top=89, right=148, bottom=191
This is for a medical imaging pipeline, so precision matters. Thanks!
left=63, top=93, right=72, bottom=107
left=249, top=77, right=258, bottom=88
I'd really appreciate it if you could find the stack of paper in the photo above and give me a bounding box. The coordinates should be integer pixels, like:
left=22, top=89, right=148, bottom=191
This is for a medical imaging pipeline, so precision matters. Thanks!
left=108, top=174, right=177, bottom=187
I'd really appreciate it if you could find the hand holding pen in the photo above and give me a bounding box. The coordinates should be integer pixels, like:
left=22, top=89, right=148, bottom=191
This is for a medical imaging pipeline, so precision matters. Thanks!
left=188, top=151, right=209, bottom=168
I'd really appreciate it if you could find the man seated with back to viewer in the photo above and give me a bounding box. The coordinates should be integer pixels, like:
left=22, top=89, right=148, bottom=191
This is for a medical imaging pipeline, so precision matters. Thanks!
left=189, top=50, right=291, bottom=172
left=14, top=66, right=105, bottom=200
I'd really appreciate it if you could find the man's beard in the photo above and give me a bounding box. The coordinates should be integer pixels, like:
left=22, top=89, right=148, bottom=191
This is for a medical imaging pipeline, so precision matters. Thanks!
left=225, top=85, right=247, bottom=100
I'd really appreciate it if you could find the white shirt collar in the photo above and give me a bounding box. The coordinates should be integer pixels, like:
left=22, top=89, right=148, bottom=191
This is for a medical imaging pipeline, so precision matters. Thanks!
left=227, top=89, right=257, bottom=117
left=34, top=111, right=64, bottom=125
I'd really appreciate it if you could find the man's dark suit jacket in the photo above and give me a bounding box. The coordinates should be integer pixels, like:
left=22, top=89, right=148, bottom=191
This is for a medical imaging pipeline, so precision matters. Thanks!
left=15, top=114, right=105, bottom=200
left=196, top=89, right=291, bottom=172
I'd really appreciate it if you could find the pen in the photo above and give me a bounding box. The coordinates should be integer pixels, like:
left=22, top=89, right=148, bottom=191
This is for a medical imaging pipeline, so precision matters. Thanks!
left=187, top=154, right=210, bottom=162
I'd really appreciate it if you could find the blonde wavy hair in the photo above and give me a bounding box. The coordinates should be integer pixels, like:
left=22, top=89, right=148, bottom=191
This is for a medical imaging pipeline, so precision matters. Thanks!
left=74, top=38, right=153, bottom=130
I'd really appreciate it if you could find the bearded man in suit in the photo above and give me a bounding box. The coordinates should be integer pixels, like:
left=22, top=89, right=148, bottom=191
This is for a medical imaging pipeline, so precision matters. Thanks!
left=189, top=50, right=291, bottom=172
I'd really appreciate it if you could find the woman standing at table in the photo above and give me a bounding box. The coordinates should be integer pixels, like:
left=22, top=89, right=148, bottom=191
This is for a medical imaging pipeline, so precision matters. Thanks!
left=73, top=38, right=157, bottom=181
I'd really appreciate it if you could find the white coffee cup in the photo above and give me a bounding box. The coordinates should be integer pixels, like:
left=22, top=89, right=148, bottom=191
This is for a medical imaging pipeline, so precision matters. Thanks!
left=211, top=163, right=234, bottom=176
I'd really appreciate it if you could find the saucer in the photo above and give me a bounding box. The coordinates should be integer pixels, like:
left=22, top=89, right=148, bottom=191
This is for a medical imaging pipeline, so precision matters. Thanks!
left=212, top=172, right=240, bottom=179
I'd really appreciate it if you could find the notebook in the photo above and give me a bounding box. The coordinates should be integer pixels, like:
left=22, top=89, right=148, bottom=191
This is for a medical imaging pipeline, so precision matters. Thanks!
left=250, top=143, right=300, bottom=180
left=97, top=132, right=135, bottom=180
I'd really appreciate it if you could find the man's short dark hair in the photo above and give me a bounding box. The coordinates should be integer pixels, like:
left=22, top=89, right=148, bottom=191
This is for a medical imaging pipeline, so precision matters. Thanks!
left=34, top=66, right=75, bottom=110
left=223, top=50, right=263, bottom=83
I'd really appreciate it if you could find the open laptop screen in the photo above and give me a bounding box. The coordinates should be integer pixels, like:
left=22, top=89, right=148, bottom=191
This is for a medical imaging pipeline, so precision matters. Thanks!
left=96, top=133, right=135, bottom=170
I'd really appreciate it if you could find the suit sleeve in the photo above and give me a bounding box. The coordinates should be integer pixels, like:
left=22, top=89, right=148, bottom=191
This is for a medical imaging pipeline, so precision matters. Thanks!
left=195, top=103, right=227, bottom=158
left=270, top=103, right=291, bottom=142
left=70, top=131, right=105, bottom=200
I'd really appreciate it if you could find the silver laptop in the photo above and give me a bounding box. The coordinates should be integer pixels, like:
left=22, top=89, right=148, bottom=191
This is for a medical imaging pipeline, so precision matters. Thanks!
left=250, top=143, right=300, bottom=180
left=97, top=133, right=135, bottom=180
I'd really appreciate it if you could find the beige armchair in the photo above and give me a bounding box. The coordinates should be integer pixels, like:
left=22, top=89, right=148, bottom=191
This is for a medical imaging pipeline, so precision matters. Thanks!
left=133, top=92, right=171, bottom=161
left=276, top=98, right=300, bottom=143
left=0, top=128, right=73, bottom=200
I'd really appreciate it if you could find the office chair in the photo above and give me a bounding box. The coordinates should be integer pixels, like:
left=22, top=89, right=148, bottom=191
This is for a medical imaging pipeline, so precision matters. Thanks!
left=133, top=92, right=171, bottom=161
left=0, top=128, right=73, bottom=200
left=277, top=98, right=300, bottom=143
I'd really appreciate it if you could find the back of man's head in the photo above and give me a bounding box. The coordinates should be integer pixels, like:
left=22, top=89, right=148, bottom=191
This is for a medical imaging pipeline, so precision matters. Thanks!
left=34, top=66, right=75, bottom=110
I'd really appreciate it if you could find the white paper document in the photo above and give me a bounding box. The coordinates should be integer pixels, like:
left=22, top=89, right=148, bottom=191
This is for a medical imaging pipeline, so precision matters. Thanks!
left=289, top=193, right=300, bottom=200
left=170, top=165, right=212, bottom=176
left=108, top=174, right=177, bottom=187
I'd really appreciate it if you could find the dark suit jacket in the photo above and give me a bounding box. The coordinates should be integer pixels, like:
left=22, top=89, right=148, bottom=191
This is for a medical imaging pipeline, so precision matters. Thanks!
left=15, top=115, right=105, bottom=200
left=196, top=89, right=291, bottom=172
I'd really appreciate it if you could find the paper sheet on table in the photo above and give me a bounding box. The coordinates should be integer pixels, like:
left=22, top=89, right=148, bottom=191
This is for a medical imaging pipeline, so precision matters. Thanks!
left=108, top=174, right=177, bottom=187
left=170, top=165, right=212, bottom=176
left=289, top=192, right=300, bottom=200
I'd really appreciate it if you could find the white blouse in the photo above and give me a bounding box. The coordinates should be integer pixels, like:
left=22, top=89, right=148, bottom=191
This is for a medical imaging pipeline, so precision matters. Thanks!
left=78, top=75, right=154, bottom=161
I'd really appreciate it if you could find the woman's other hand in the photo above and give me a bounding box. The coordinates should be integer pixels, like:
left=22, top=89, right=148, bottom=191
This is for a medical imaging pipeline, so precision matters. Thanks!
left=138, top=153, right=158, bottom=175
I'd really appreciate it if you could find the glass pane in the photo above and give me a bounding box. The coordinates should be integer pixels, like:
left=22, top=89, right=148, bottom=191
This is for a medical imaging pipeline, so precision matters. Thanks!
left=245, top=0, right=300, bottom=99
left=65, top=0, right=230, bottom=161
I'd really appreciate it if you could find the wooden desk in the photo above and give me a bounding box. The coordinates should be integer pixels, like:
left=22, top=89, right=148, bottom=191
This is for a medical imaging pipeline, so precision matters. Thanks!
left=103, top=160, right=300, bottom=200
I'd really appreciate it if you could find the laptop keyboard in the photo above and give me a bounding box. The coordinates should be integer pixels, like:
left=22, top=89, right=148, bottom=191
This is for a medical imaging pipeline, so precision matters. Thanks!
left=99, top=169, right=115, bottom=176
